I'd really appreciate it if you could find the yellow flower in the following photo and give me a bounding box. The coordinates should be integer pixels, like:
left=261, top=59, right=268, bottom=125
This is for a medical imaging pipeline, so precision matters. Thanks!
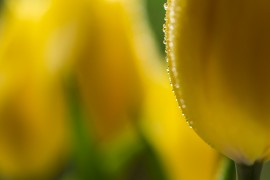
left=139, top=61, right=219, bottom=180
left=75, top=0, right=143, bottom=144
left=165, top=0, right=270, bottom=165
left=107, top=0, right=220, bottom=179
left=0, top=0, right=87, bottom=177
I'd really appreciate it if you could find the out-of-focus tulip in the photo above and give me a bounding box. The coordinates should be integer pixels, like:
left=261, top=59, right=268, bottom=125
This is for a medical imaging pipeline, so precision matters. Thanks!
left=165, top=0, right=270, bottom=166
left=98, top=0, right=221, bottom=179
left=75, top=0, right=144, bottom=144
left=0, top=0, right=87, bottom=177
left=139, top=62, right=219, bottom=180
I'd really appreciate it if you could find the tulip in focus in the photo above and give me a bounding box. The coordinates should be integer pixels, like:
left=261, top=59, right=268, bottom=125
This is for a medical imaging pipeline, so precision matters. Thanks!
left=140, top=62, right=219, bottom=180
left=165, top=0, right=270, bottom=179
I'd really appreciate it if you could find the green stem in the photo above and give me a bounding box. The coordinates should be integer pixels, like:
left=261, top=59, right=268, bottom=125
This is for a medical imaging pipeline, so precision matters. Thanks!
left=235, top=162, right=263, bottom=180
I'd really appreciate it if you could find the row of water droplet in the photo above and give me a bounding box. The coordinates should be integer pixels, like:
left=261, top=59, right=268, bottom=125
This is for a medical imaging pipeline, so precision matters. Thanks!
left=163, top=1, right=193, bottom=129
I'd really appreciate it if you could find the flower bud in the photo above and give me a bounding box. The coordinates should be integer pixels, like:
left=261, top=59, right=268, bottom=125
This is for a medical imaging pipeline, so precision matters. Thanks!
left=165, top=0, right=270, bottom=165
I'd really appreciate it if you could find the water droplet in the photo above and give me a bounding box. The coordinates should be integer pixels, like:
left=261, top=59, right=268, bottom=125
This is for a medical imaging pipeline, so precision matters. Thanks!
left=163, top=24, right=167, bottom=33
left=189, top=121, right=194, bottom=129
left=164, top=3, right=168, bottom=10
left=171, top=66, right=176, bottom=72
left=163, top=39, right=167, bottom=44
left=179, top=98, right=186, bottom=109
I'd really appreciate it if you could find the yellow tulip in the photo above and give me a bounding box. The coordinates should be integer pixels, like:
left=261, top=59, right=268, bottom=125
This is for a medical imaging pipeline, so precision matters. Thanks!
left=165, top=0, right=270, bottom=166
left=75, top=0, right=143, bottom=144
left=139, top=60, right=219, bottom=180
left=0, top=0, right=87, bottom=177
left=103, top=0, right=220, bottom=179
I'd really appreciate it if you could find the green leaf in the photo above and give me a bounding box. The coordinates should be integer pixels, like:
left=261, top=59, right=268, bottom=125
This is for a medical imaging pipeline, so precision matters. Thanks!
left=63, top=74, right=104, bottom=180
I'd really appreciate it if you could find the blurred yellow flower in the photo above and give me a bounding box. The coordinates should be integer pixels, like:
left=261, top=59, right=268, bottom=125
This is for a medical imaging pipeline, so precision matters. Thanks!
left=75, top=0, right=144, bottom=144
left=0, top=0, right=88, bottom=177
left=107, top=0, right=220, bottom=179
left=139, top=62, right=219, bottom=180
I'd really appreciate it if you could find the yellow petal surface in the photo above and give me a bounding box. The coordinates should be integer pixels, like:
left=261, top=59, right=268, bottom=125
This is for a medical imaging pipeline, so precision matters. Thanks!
left=140, top=63, right=219, bottom=180
left=166, top=0, right=270, bottom=164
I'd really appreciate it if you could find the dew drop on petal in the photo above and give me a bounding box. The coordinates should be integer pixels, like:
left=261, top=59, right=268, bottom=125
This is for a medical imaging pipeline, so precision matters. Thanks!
left=189, top=122, right=193, bottom=129
left=163, top=24, right=167, bottom=33
left=164, top=2, right=168, bottom=10
left=163, top=39, right=167, bottom=44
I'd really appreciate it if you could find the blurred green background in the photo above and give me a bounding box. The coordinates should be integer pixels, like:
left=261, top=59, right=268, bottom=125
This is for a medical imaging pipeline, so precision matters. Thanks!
left=145, top=0, right=166, bottom=55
